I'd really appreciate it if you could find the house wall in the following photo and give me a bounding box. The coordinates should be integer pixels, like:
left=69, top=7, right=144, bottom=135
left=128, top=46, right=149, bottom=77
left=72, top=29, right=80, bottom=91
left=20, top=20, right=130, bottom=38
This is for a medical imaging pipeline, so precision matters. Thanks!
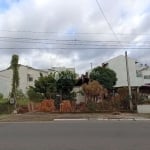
left=106, top=55, right=143, bottom=87
left=0, top=65, right=48, bottom=97
left=19, top=65, right=48, bottom=94
left=137, top=105, right=150, bottom=113
left=0, top=69, right=12, bottom=97
left=141, top=70, right=150, bottom=84
left=0, top=75, right=10, bottom=97
left=73, top=86, right=85, bottom=104
left=51, top=67, right=75, bottom=73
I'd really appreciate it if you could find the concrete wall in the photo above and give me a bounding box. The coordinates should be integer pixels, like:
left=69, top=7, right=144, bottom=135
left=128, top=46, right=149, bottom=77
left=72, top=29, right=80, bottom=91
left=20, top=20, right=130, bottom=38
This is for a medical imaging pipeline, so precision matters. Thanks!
left=19, top=65, right=48, bottom=94
left=0, top=69, right=12, bottom=97
left=0, top=75, right=10, bottom=97
left=142, top=70, right=150, bottom=84
left=0, top=65, right=48, bottom=97
left=73, top=86, right=85, bottom=104
left=106, top=55, right=143, bottom=87
left=51, top=67, right=75, bottom=73
left=137, top=105, right=150, bottom=113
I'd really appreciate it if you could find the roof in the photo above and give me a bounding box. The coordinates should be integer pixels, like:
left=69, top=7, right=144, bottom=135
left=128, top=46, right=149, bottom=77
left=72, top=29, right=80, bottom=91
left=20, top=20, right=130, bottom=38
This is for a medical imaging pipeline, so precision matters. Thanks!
left=20, top=64, right=48, bottom=73
left=104, top=55, right=137, bottom=64
left=0, top=64, right=49, bottom=73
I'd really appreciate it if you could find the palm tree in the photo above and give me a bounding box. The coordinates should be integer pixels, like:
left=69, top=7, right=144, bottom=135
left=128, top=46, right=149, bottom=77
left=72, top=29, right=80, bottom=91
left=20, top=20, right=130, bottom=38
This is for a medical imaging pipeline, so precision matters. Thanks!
left=10, top=54, right=19, bottom=110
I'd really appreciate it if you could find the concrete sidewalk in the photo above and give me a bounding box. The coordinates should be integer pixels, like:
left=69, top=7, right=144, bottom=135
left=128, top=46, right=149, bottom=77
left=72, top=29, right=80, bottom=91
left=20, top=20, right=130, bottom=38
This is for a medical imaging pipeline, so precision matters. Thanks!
left=0, top=112, right=150, bottom=122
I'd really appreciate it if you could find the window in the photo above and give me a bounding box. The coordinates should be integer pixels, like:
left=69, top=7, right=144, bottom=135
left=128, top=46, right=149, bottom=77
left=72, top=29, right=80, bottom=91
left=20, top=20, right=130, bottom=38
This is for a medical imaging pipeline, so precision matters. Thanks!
left=27, top=74, right=33, bottom=82
left=136, top=70, right=142, bottom=77
left=144, top=75, right=150, bottom=79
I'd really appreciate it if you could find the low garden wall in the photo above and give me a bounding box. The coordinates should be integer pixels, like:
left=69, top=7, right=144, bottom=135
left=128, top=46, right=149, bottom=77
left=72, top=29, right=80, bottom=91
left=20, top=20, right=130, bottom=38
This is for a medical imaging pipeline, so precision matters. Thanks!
left=137, top=105, right=150, bottom=113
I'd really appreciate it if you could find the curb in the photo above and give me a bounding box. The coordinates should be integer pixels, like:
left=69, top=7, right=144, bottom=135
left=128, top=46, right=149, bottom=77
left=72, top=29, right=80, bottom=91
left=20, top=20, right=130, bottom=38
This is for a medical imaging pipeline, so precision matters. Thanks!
left=97, top=118, right=150, bottom=121
left=97, top=118, right=136, bottom=121
left=54, top=118, right=88, bottom=121
left=54, top=118, right=150, bottom=121
left=133, top=118, right=150, bottom=121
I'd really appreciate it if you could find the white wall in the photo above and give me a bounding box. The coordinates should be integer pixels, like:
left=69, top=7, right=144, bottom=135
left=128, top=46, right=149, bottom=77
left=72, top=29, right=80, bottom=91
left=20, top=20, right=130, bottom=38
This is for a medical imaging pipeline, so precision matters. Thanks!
left=51, top=67, right=75, bottom=73
left=142, top=70, right=150, bottom=85
left=0, top=65, right=48, bottom=97
left=19, top=65, right=48, bottom=94
left=106, top=55, right=143, bottom=87
left=0, top=69, right=12, bottom=97
left=137, top=105, right=150, bottom=113
left=73, top=86, right=85, bottom=104
left=0, top=76, right=10, bottom=97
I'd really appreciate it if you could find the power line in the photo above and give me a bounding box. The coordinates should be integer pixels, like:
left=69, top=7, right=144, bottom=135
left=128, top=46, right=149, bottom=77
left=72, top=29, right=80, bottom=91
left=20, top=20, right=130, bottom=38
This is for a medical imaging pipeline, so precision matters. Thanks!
left=1, top=39, right=150, bottom=46
left=1, top=29, right=150, bottom=36
left=1, top=36, right=150, bottom=43
left=95, top=0, right=121, bottom=43
left=0, top=47, right=150, bottom=49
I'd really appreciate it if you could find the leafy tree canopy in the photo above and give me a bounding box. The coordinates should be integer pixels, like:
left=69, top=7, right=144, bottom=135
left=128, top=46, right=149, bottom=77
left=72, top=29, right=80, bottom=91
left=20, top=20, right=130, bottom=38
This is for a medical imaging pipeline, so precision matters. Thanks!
left=27, top=87, right=43, bottom=102
left=90, top=66, right=117, bottom=90
left=31, top=70, right=76, bottom=101
left=34, top=73, right=56, bottom=99
left=56, top=70, right=76, bottom=100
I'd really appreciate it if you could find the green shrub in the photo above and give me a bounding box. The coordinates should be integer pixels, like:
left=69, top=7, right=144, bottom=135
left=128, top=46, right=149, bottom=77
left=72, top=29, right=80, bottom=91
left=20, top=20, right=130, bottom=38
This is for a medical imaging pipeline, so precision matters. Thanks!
left=87, top=102, right=97, bottom=112
left=27, top=87, right=43, bottom=102
left=0, top=93, right=3, bottom=100
left=0, top=102, right=14, bottom=114
left=16, top=89, right=27, bottom=100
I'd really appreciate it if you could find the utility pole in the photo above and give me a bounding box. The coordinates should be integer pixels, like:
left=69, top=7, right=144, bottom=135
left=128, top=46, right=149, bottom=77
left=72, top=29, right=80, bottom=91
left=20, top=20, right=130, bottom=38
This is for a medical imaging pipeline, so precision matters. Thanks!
left=125, top=51, right=133, bottom=111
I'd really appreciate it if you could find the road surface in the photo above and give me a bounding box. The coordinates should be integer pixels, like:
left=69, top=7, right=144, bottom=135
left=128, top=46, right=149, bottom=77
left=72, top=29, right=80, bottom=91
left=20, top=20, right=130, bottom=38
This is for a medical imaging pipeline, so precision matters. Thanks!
left=0, top=120, right=150, bottom=150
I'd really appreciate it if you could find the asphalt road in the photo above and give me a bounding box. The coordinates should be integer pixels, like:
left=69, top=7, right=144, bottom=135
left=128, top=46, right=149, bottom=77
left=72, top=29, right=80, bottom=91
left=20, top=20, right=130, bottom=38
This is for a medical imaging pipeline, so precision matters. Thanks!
left=0, top=120, right=150, bottom=150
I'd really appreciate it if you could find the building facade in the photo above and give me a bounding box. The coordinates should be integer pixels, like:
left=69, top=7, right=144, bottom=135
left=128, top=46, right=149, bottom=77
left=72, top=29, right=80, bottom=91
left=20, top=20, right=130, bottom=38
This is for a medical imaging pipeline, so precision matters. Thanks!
left=51, top=67, right=75, bottom=73
left=0, top=65, right=48, bottom=97
left=103, top=55, right=150, bottom=87
left=0, top=65, right=76, bottom=98
left=0, top=75, right=10, bottom=98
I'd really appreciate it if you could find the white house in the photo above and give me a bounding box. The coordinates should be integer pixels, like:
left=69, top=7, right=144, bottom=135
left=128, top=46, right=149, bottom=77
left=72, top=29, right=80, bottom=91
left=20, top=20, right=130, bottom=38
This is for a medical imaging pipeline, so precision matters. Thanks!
left=0, top=65, right=49, bottom=97
left=103, top=55, right=149, bottom=87
left=51, top=67, right=75, bottom=73
left=0, top=75, right=10, bottom=98
left=138, top=67, right=150, bottom=85
left=0, top=65, right=76, bottom=98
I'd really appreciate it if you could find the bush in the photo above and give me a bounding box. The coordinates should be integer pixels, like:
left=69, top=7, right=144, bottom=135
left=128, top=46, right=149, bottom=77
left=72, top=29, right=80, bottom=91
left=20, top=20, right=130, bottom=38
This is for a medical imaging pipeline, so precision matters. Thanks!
left=87, top=102, right=97, bottom=112
left=16, top=89, right=27, bottom=100
left=137, top=95, right=150, bottom=104
left=27, top=87, right=44, bottom=102
left=0, top=102, right=14, bottom=114
left=0, top=93, right=3, bottom=99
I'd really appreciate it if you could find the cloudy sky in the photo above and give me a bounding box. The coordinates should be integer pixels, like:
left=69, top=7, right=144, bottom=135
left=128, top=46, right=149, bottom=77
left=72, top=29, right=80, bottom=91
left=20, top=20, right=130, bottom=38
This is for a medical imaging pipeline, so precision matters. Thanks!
left=0, top=0, right=150, bottom=74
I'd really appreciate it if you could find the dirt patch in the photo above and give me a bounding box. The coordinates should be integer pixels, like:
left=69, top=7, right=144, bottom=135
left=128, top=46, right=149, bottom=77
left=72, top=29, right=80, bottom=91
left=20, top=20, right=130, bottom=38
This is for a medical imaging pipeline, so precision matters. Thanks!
left=0, top=112, right=148, bottom=122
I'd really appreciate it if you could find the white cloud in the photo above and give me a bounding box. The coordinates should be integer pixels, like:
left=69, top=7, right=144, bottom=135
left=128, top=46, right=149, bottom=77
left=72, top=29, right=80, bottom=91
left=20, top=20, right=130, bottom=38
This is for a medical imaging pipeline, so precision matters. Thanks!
left=0, top=0, right=150, bottom=74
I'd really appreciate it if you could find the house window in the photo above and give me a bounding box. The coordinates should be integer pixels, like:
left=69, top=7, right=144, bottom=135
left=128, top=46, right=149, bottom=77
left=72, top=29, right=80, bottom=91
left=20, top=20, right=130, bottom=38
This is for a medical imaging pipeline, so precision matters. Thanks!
left=144, top=75, right=150, bottom=79
left=27, top=74, right=33, bottom=82
left=136, top=70, right=142, bottom=77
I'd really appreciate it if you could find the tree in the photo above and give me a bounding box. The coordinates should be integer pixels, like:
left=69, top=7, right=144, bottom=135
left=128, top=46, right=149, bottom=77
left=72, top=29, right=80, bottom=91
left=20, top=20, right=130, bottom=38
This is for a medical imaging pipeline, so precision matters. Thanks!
left=34, top=73, right=56, bottom=99
left=90, top=66, right=117, bottom=90
left=10, top=54, right=19, bottom=106
left=82, top=80, right=107, bottom=104
left=27, top=87, right=43, bottom=102
left=75, top=73, right=89, bottom=86
left=56, top=70, right=76, bottom=100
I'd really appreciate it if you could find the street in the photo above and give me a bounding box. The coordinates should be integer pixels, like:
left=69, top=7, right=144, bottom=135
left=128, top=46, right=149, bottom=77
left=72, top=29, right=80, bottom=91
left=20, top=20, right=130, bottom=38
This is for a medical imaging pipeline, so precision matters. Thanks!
left=0, top=120, right=150, bottom=150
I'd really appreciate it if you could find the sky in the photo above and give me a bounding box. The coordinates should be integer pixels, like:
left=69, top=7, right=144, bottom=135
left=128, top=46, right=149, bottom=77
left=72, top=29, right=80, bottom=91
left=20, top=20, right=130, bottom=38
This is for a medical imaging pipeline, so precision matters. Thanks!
left=0, top=0, right=150, bottom=74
